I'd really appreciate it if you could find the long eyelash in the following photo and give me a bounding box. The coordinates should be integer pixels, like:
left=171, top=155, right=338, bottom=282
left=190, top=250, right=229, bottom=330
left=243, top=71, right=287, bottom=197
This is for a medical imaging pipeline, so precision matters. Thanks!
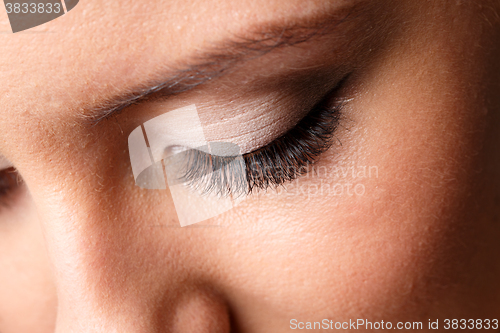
left=172, top=100, right=343, bottom=198
left=244, top=101, right=341, bottom=193
left=169, top=146, right=247, bottom=198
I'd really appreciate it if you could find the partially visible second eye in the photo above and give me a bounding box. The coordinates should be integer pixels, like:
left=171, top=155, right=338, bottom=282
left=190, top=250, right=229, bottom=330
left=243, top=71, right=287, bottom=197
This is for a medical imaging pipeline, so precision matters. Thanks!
left=167, top=90, right=346, bottom=198
left=0, top=167, right=23, bottom=209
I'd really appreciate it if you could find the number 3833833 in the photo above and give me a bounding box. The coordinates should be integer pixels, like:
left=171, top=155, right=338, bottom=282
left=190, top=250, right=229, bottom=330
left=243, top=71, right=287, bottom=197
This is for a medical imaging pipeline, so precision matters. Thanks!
left=3, top=0, right=79, bottom=33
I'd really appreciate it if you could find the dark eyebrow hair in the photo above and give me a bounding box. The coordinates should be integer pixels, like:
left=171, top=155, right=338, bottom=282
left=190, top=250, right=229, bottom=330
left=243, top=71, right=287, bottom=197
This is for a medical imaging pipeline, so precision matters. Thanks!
left=85, top=4, right=363, bottom=126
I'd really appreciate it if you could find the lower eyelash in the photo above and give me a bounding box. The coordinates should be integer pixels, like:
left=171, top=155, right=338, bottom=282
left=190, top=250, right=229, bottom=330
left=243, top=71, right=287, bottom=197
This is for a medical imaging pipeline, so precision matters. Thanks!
left=169, top=99, right=344, bottom=198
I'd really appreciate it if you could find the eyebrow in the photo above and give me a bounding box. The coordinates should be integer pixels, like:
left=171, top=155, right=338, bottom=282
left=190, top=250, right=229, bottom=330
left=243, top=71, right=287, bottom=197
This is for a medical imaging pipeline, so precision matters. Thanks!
left=86, top=3, right=363, bottom=126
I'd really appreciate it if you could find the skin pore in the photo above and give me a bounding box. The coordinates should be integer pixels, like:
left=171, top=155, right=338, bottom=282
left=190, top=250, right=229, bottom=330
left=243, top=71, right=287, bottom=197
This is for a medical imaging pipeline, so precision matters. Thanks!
left=1, top=0, right=500, bottom=332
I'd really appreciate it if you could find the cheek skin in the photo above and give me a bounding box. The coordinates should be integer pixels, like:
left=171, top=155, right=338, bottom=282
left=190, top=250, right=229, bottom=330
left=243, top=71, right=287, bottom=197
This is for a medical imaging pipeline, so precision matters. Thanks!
left=361, top=1, right=500, bottom=316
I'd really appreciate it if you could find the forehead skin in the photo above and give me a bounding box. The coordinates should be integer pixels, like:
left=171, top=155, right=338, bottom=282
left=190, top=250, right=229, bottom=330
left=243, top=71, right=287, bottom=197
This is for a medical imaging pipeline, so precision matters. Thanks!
left=0, top=0, right=500, bottom=332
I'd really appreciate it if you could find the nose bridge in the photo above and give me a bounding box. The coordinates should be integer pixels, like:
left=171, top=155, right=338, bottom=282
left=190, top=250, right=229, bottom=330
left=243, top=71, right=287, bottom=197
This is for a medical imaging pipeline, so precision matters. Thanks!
left=35, top=183, right=165, bottom=330
left=28, top=148, right=229, bottom=332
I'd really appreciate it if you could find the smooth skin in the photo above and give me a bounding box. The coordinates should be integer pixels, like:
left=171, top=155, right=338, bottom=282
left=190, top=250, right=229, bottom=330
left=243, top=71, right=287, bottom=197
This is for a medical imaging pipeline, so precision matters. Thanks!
left=0, top=0, right=499, bottom=332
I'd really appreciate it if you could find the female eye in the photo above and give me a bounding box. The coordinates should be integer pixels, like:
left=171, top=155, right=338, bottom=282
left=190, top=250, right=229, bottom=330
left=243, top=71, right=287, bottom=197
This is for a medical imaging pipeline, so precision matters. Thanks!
left=167, top=88, right=346, bottom=198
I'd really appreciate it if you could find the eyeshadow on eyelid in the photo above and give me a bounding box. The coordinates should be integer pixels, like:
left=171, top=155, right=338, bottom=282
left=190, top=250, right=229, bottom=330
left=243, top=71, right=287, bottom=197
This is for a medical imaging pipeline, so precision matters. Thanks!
left=176, top=91, right=345, bottom=196
left=197, top=84, right=345, bottom=154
